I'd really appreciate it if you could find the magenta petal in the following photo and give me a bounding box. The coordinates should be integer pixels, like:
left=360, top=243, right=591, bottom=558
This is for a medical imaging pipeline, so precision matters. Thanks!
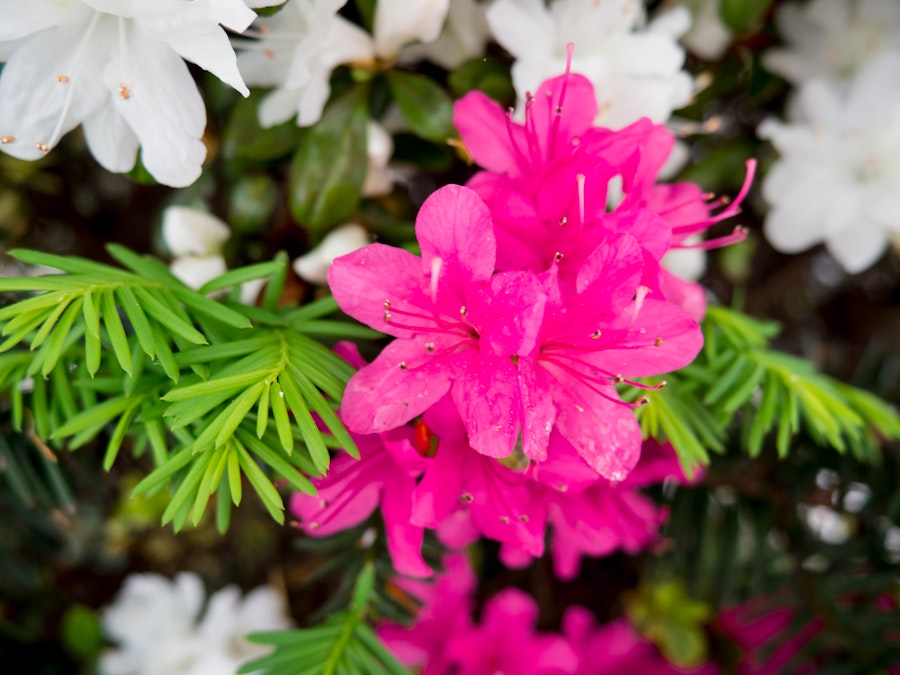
left=450, top=353, right=520, bottom=458
left=551, top=376, right=642, bottom=480
left=659, top=268, right=707, bottom=321
left=382, top=477, right=431, bottom=578
left=470, top=271, right=547, bottom=357
left=340, top=337, right=456, bottom=434
left=575, top=233, right=644, bottom=315
left=454, top=90, right=525, bottom=176
left=532, top=433, right=603, bottom=494
left=517, top=357, right=556, bottom=462
left=415, top=184, right=496, bottom=286
left=530, top=73, right=598, bottom=147
left=591, top=298, right=703, bottom=377
left=328, top=243, right=431, bottom=339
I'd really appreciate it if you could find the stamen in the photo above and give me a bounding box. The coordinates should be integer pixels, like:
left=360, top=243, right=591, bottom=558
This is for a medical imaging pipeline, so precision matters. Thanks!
left=541, top=355, right=650, bottom=409
left=36, top=143, right=50, bottom=153
left=554, top=251, right=564, bottom=262
left=677, top=226, right=748, bottom=250
left=384, top=300, right=391, bottom=310
left=591, top=330, right=602, bottom=339
left=459, top=305, right=467, bottom=317
left=118, top=83, right=132, bottom=100
left=459, top=492, right=474, bottom=504
left=57, top=75, right=70, bottom=83
left=547, top=43, right=576, bottom=158
left=654, top=338, right=664, bottom=346
left=499, top=516, right=510, bottom=523
left=399, top=362, right=408, bottom=370
left=425, top=342, right=435, bottom=354
left=518, top=515, right=529, bottom=522
left=505, top=107, right=531, bottom=169
left=576, top=173, right=586, bottom=226
left=559, top=217, right=567, bottom=227
left=0, top=136, right=15, bottom=144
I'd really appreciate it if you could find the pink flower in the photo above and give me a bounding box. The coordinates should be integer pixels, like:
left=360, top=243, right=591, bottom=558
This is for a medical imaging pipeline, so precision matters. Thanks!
left=501, top=438, right=697, bottom=579
left=380, top=554, right=577, bottom=675
left=411, top=396, right=547, bottom=557
left=329, top=185, right=703, bottom=479
left=289, top=415, right=431, bottom=578
left=563, top=610, right=719, bottom=675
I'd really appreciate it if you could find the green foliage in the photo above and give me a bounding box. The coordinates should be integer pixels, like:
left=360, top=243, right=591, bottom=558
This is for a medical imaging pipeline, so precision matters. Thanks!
left=289, top=85, right=369, bottom=236
left=719, top=0, right=775, bottom=32
left=0, top=247, right=362, bottom=532
left=240, top=562, right=410, bottom=675
left=627, top=305, right=900, bottom=470
left=448, top=56, right=516, bottom=105
left=386, top=71, right=455, bottom=143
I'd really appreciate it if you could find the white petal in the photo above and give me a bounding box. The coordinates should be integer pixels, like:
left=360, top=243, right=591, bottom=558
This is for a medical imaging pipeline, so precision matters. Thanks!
left=170, top=256, right=228, bottom=289
left=106, top=22, right=207, bottom=187
left=373, top=0, right=449, bottom=59
left=681, top=0, right=732, bottom=61
left=825, top=219, right=889, bottom=273
left=165, top=26, right=249, bottom=95
left=662, top=244, right=706, bottom=281
left=162, top=206, right=231, bottom=257
left=0, top=13, right=111, bottom=160
left=258, top=87, right=304, bottom=128
left=293, top=223, right=369, bottom=283
left=0, top=0, right=84, bottom=41
left=486, top=0, right=555, bottom=62
left=400, top=0, right=490, bottom=69
left=82, top=104, right=140, bottom=173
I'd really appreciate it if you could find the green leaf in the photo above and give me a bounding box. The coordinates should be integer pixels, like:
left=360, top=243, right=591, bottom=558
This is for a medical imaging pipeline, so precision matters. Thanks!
left=278, top=371, right=330, bottom=473
left=289, top=85, right=369, bottom=234
left=235, top=440, right=284, bottom=523
left=172, top=286, right=252, bottom=330
left=198, top=260, right=285, bottom=296
left=386, top=70, right=454, bottom=143
left=222, top=91, right=300, bottom=162
left=269, top=381, right=293, bottom=453
left=163, top=369, right=272, bottom=402
left=99, top=290, right=133, bottom=375
left=719, top=0, right=775, bottom=32
left=448, top=56, right=515, bottom=104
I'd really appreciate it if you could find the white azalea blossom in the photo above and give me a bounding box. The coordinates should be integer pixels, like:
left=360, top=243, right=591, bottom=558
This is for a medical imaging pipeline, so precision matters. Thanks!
left=759, top=53, right=900, bottom=273
left=163, top=206, right=231, bottom=291
left=679, top=0, right=732, bottom=61
left=99, top=572, right=290, bottom=675
left=400, top=0, right=490, bottom=70
left=362, top=120, right=394, bottom=197
left=238, top=0, right=449, bottom=128
left=293, top=222, right=369, bottom=284
left=764, top=0, right=900, bottom=86
left=0, top=0, right=268, bottom=187
left=486, top=0, right=693, bottom=129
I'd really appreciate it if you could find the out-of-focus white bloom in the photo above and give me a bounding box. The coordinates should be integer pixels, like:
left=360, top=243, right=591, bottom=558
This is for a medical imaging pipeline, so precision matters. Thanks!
left=661, top=239, right=706, bottom=281
left=400, top=0, right=490, bottom=69
left=759, top=53, right=900, bottom=273
left=486, top=0, right=693, bottom=129
left=237, top=0, right=373, bottom=128
left=293, top=223, right=369, bottom=283
left=99, top=572, right=290, bottom=675
left=163, top=206, right=230, bottom=291
left=799, top=504, right=852, bottom=545
left=238, top=0, right=449, bottom=128
left=0, top=0, right=267, bottom=187
left=362, top=120, right=394, bottom=197
left=764, top=0, right=900, bottom=86
left=679, top=0, right=732, bottom=61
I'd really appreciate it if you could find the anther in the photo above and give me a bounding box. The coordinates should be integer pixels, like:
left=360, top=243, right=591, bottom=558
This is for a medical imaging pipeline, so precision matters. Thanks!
left=384, top=311, right=392, bottom=322
left=264, top=49, right=275, bottom=59
left=459, top=306, right=467, bottom=317
left=0, top=136, right=14, bottom=144
left=499, top=516, right=510, bottom=523
left=459, top=492, right=473, bottom=504
left=637, top=396, right=650, bottom=406
left=518, top=515, right=529, bottom=523
left=613, top=374, right=624, bottom=384
left=559, top=217, right=567, bottom=226
left=654, top=337, right=664, bottom=346
left=399, top=362, right=408, bottom=370
left=57, top=75, right=70, bottom=83
left=425, top=342, right=435, bottom=354
left=118, top=83, right=131, bottom=100
left=555, top=106, right=563, bottom=114
left=591, top=330, right=602, bottom=339
left=383, top=300, right=391, bottom=310
left=554, top=251, right=564, bottom=262
left=36, top=142, right=50, bottom=153
left=309, top=522, right=320, bottom=530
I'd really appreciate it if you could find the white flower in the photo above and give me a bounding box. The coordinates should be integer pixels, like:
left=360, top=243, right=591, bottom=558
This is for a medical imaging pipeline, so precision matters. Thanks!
left=362, top=120, right=394, bottom=197
left=764, top=0, right=900, bottom=86
left=486, top=0, right=693, bottom=129
left=0, top=0, right=264, bottom=187
left=237, top=0, right=449, bottom=128
left=679, top=0, right=732, bottom=61
left=759, top=52, right=900, bottom=273
left=293, top=222, right=369, bottom=283
left=400, top=0, right=490, bottom=70
left=99, top=572, right=290, bottom=675
left=162, top=206, right=231, bottom=290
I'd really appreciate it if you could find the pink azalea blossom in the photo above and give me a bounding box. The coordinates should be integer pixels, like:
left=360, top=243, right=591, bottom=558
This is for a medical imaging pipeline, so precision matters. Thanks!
left=454, top=62, right=756, bottom=320
left=329, top=184, right=703, bottom=479
left=380, top=554, right=577, bottom=675
left=563, top=609, right=719, bottom=675
left=289, top=340, right=432, bottom=578
left=501, top=438, right=698, bottom=579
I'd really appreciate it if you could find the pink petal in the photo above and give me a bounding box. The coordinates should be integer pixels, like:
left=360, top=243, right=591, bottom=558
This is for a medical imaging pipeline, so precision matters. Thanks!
left=470, top=271, right=547, bottom=357
left=575, top=233, right=644, bottom=315
left=328, top=243, right=431, bottom=339
left=454, top=90, right=525, bottom=176
left=382, top=476, right=432, bottom=578
left=340, top=337, right=457, bottom=434
left=415, top=184, right=496, bottom=287
left=517, top=357, right=556, bottom=462
left=529, top=73, right=598, bottom=151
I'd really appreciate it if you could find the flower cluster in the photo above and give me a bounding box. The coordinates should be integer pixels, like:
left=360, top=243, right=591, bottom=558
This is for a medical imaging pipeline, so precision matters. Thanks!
left=292, top=63, right=750, bottom=575
left=760, top=0, right=900, bottom=272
